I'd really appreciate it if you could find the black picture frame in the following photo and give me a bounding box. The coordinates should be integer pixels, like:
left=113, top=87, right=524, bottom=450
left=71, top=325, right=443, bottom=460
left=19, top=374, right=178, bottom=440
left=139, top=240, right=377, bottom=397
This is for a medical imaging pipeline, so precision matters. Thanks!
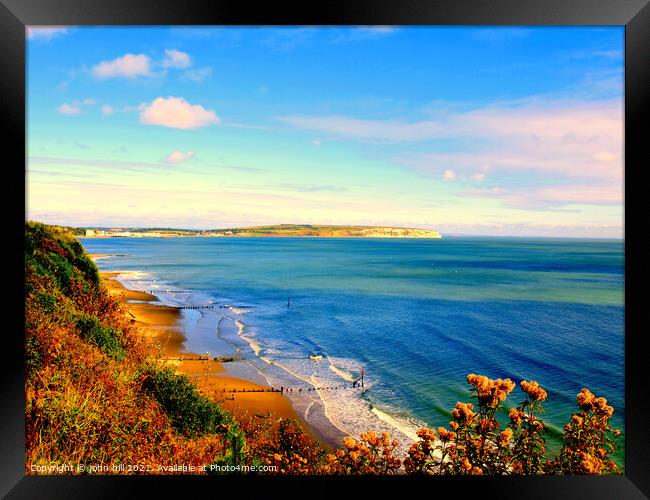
left=4, top=0, right=648, bottom=497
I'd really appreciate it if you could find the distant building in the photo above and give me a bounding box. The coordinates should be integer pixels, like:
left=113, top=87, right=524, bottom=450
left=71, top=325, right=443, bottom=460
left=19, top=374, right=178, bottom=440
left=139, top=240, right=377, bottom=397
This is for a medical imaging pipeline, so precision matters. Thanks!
left=85, top=229, right=95, bottom=237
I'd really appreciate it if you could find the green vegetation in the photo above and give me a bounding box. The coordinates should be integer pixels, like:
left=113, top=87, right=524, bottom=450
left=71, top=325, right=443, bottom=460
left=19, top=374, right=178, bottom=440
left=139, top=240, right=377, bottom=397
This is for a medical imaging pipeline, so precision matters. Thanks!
left=74, top=314, right=125, bottom=360
left=25, top=221, right=236, bottom=473
left=141, top=367, right=234, bottom=437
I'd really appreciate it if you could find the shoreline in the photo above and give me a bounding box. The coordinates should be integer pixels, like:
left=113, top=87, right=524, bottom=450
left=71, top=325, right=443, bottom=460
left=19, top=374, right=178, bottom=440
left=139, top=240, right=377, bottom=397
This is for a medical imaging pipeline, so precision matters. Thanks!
left=98, top=267, right=343, bottom=451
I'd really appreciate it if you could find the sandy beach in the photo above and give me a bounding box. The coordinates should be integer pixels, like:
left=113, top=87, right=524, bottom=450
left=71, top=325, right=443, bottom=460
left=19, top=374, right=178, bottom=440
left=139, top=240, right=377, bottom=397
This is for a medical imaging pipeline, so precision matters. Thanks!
left=99, top=267, right=320, bottom=438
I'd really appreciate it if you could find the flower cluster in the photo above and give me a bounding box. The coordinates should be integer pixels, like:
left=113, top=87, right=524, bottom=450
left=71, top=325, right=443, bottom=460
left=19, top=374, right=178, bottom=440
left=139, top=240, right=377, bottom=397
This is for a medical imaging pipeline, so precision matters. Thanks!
left=507, top=380, right=548, bottom=474
left=546, top=388, right=621, bottom=475
left=520, top=380, right=548, bottom=402
left=323, top=431, right=402, bottom=474
left=467, top=374, right=516, bottom=408
left=576, top=388, right=614, bottom=417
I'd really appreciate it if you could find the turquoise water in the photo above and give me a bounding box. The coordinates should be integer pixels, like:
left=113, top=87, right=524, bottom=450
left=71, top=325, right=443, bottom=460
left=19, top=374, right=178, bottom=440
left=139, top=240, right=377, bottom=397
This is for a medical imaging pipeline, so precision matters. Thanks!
left=80, top=236, right=624, bottom=460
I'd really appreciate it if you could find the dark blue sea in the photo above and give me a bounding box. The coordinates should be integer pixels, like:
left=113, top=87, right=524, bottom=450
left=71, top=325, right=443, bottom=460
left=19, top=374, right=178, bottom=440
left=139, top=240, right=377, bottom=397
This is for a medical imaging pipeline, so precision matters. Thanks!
left=80, top=236, right=624, bottom=461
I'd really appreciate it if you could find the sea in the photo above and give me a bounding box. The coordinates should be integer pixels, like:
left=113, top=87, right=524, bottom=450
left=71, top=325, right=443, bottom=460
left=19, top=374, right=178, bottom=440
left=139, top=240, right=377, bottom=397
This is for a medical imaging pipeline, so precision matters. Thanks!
left=79, top=236, right=625, bottom=463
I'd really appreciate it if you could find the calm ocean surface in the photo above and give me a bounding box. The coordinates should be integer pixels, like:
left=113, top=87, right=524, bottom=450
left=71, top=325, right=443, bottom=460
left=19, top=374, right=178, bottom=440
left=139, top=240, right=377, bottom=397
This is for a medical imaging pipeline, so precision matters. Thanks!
left=80, top=236, right=624, bottom=460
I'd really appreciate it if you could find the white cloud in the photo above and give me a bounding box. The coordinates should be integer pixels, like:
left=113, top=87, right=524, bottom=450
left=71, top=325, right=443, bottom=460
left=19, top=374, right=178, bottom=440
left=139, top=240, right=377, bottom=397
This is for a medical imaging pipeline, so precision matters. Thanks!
left=472, top=28, right=531, bottom=44
left=162, top=150, right=195, bottom=164
left=280, top=95, right=623, bottom=210
left=139, top=96, right=220, bottom=129
left=27, top=26, right=69, bottom=40
left=101, top=105, right=114, bottom=116
left=463, top=183, right=622, bottom=210
left=92, top=54, right=152, bottom=79
left=56, top=99, right=97, bottom=116
left=57, top=103, right=81, bottom=115
left=442, top=170, right=456, bottom=181
left=593, top=151, right=616, bottom=162
left=162, top=49, right=192, bottom=69
left=360, top=26, right=396, bottom=33
left=329, top=26, right=398, bottom=43
left=183, top=67, right=212, bottom=83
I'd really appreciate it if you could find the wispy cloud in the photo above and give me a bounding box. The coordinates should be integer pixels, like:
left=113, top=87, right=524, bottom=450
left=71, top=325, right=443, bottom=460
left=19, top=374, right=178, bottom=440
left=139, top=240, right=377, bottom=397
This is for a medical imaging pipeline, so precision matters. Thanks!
left=57, top=103, right=81, bottom=115
left=162, top=150, right=195, bottom=164
left=471, top=28, right=531, bottom=45
left=280, top=94, right=623, bottom=210
left=261, top=28, right=317, bottom=50
left=29, top=156, right=166, bottom=172
left=261, top=26, right=398, bottom=50
left=182, top=66, right=212, bottom=83
left=27, top=26, right=70, bottom=41
left=57, top=99, right=102, bottom=116
left=161, top=49, right=192, bottom=69
left=328, top=26, right=398, bottom=43
left=277, top=183, right=347, bottom=193
left=462, top=183, right=622, bottom=210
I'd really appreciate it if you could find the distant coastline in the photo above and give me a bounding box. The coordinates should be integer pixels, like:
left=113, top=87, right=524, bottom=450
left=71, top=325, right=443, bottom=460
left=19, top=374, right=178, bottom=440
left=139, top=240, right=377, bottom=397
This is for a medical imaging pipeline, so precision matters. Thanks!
left=75, top=224, right=442, bottom=239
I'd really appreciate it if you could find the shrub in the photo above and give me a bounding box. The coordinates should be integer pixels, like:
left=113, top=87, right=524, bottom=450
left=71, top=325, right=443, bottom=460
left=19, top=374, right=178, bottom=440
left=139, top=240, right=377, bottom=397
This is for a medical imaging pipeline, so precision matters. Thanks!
left=545, top=388, right=621, bottom=475
left=141, top=367, right=234, bottom=438
left=322, top=431, right=402, bottom=474
left=74, top=314, right=125, bottom=360
left=399, top=375, right=621, bottom=476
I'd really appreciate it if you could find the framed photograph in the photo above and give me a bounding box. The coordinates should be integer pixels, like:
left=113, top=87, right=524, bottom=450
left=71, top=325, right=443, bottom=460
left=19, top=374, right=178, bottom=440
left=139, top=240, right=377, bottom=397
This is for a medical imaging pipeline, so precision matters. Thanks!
left=4, top=0, right=648, bottom=497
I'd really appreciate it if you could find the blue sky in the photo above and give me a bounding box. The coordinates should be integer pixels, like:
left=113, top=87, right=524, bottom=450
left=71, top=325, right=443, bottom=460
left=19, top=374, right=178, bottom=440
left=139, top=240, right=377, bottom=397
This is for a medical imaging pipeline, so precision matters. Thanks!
left=27, top=26, right=624, bottom=237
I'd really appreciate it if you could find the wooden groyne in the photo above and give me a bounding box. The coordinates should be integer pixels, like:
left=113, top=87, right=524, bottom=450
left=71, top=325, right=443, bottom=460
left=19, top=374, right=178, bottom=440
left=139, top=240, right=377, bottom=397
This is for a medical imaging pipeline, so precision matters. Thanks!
left=213, top=385, right=366, bottom=394
left=135, top=303, right=217, bottom=311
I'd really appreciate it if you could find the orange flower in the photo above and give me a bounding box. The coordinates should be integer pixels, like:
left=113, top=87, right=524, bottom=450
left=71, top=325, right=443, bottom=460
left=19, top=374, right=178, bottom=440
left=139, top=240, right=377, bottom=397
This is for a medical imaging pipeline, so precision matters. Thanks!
left=595, top=397, right=614, bottom=417
left=461, top=458, right=472, bottom=471
left=360, top=431, right=378, bottom=444
left=580, top=452, right=604, bottom=474
left=520, top=380, right=548, bottom=402
left=495, top=378, right=516, bottom=397
left=576, top=388, right=615, bottom=417
left=417, top=428, right=437, bottom=442
left=467, top=374, right=514, bottom=407
left=452, top=402, right=476, bottom=422
left=509, top=408, right=523, bottom=426
left=498, top=428, right=513, bottom=447
left=343, top=436, right=357, bottom=450
left=438, top=427, right=456, bottom=443
left=577, top=388, right=596, bottom=409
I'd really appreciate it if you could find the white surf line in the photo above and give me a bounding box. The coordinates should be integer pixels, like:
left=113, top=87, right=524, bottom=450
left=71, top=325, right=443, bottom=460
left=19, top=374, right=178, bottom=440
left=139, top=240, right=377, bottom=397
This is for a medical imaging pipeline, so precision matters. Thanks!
left=308, top=375, right=352, bottom=438
left=304, top=401, right=315, bottom=420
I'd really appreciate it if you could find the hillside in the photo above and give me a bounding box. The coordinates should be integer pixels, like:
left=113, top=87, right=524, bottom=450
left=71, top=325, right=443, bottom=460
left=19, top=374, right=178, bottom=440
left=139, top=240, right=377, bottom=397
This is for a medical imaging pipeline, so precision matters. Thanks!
left=79, top=224, right=442, bottom=239
left=24, top=222, right=259, bottom=473
left=209, top=224, right=442, bottom=238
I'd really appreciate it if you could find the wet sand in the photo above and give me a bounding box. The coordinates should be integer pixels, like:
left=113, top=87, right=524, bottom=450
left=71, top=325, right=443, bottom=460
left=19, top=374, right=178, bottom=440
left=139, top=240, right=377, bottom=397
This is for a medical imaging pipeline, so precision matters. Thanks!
left=100, top=270, right=309, bottom=426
